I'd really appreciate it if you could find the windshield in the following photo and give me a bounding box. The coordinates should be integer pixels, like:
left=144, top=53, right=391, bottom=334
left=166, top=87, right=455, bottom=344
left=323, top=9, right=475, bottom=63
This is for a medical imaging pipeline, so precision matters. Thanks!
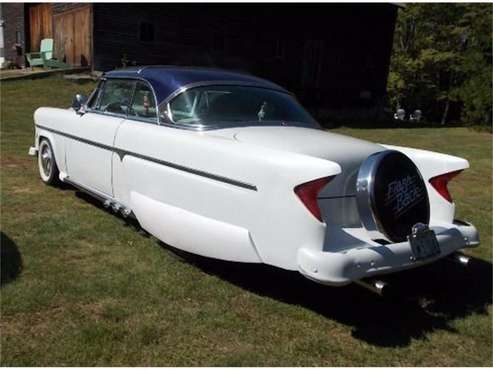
left=165, top=85, right=319, bottom=129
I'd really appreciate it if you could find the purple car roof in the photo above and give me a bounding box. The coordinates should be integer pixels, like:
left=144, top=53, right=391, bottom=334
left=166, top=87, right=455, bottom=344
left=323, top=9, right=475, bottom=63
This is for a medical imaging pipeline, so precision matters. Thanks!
left=104, top=66, right=288, bottom=104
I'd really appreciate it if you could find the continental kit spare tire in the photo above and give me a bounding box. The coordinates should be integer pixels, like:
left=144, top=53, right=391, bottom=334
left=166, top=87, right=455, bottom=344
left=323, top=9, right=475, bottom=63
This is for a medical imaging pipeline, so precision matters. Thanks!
left=356, top=150, right=430, bottom=242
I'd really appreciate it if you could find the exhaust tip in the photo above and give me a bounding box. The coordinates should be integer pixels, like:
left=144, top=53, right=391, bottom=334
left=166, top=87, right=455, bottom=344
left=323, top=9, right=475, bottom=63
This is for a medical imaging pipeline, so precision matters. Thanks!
left=355, top=279, right=388, bottom=296
left=448, top=253, right=470, bottom=267
left=121, top=208, right=132, bottom=218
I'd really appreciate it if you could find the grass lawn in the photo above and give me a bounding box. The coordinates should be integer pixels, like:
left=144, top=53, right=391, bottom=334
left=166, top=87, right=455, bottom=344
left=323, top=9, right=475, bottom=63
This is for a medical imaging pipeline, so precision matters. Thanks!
left=1, top=76, right=492, bottom=366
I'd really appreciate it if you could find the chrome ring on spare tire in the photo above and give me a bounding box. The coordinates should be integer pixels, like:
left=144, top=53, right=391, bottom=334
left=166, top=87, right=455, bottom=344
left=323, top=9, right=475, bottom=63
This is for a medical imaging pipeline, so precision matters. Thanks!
left=356, top=150, right=430, bottom=243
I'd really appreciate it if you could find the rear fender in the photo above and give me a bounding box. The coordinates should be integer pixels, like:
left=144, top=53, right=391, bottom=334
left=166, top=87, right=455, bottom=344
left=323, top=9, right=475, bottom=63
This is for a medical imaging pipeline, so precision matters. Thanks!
left=382, top=144, right=469, bottom=223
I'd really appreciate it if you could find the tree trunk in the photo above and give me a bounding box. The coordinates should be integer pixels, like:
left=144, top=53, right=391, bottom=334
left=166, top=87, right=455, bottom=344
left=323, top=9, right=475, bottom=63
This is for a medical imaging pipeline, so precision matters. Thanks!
left=441, top=99, right=450, bottom=125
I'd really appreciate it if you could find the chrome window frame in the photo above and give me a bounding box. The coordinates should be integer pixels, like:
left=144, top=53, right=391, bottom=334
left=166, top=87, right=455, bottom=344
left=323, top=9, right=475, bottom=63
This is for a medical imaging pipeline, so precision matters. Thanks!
left=84, top=77, right=160, bottom=125
left=157, top=81, right=317, bottom=131
left=127, top=80, right=159, bottom=124
left=85, top=80, right=104, bottom=110
left=84, top=78, right=136, bottom=119
left=84, top=76, right=316, bottom=130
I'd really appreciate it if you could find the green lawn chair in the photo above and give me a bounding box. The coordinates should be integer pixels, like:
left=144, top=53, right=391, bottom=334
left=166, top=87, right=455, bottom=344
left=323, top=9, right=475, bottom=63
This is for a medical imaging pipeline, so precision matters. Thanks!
left=25, top=38, right=70, bottom=69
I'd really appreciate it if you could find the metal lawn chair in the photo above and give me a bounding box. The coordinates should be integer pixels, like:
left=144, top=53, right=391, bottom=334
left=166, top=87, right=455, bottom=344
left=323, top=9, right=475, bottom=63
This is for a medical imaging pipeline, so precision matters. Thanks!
left=25, top=38, right=70, bottom=69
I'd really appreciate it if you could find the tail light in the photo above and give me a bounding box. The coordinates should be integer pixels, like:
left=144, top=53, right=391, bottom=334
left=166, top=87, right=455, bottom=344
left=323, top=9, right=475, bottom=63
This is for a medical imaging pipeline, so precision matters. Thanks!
left=429, top=170, right=462, bottom=203
left=294, top=176, right=333, bottom=222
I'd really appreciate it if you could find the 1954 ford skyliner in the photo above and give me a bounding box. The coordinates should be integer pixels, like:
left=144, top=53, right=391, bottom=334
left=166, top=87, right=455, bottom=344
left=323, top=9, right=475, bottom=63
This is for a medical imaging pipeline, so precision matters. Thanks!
left=29, top=66, right=479, bottom=292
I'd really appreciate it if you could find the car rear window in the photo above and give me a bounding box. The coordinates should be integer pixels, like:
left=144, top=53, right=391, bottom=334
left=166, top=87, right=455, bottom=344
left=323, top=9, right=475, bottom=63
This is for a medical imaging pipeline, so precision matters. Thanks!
left=166, top=85, right=319, bottom=129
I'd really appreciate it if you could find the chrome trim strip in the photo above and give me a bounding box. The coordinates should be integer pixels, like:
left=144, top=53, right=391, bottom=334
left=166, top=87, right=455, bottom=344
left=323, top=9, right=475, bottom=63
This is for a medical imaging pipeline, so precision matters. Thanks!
left=160, top=80, right=292, bottom=108
left=37, top=124, right=114, bottom=152
left=64, top=177, right=112, bottom=203
left=35, top=124, right=258, bottom=191
left=126, top=150, right=257, bottom=191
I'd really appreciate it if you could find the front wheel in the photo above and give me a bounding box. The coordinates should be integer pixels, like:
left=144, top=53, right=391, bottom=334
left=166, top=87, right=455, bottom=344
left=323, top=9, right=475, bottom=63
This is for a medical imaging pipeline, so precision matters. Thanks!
left=38, top=139, right=60, bottom=185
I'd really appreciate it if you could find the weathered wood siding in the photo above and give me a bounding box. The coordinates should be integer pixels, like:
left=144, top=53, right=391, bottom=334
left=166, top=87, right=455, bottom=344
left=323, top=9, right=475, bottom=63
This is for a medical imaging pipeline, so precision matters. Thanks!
left=26, top=3, right=92, bottom=65
left=53, top=5, right=91, bottom=66
left=28, top=3, right=52, bottom=51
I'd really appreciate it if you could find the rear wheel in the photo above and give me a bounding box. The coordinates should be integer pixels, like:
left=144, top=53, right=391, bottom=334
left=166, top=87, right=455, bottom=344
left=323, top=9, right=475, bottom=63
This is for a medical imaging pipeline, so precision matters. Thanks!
left=38, top=139, right=60, bottom=185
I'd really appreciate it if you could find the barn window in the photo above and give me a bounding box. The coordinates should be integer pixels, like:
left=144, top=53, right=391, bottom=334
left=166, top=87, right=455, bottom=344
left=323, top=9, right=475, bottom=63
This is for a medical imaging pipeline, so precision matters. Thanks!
left=139, top=21, right=155, bottom=42
left=275, top=38, right=285, bottom=60
left=212, top=31, right=224, bottom=52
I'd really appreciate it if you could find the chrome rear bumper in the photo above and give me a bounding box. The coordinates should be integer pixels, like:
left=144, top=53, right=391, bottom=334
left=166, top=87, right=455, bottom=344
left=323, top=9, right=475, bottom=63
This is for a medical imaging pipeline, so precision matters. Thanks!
left=297, top=220, right=479, bottom=286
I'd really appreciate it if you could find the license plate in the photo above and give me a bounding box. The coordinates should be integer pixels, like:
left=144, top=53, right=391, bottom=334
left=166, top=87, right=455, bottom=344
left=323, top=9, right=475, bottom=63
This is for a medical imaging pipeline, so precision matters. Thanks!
left=408, top=224, right=441, bottom=261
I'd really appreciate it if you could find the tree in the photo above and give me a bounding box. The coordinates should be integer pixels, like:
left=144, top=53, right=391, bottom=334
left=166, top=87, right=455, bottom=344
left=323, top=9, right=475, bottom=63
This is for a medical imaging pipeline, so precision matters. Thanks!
left=387, top=3, right=492, bottom=127
left=458, top=4, right=492, bottom=126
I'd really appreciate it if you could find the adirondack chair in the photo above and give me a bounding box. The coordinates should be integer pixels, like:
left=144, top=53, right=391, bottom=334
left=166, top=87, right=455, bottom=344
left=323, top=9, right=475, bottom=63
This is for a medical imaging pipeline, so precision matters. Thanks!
left=25, top=38, right=70, bottom=69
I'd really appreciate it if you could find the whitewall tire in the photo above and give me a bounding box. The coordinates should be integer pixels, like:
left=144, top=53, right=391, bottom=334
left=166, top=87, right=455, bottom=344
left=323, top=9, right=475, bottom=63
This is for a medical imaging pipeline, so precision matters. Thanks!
left=38, top=139, right=60, bottom=185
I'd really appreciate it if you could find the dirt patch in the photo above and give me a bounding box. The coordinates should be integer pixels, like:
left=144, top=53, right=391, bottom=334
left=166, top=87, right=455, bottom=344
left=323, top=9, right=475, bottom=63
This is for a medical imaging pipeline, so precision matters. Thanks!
left=1, top=157, right=32, bottom=169
left=0, top=300, right=112, bottom=337
left=10, top=186, right=38, bottom=194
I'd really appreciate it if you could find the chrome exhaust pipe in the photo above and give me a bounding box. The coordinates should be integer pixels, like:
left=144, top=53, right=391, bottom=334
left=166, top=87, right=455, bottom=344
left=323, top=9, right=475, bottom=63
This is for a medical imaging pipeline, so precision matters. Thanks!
left=447, top=253, right=470, bottom=267
left=121, top=208, right=132, bottom=218
left=355, top=279, right=388, bottom=296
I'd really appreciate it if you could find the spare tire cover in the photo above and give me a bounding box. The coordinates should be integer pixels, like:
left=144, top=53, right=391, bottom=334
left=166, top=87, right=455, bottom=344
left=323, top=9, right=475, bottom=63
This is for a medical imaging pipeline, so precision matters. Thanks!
left=356, top=150, right=430, bottom=242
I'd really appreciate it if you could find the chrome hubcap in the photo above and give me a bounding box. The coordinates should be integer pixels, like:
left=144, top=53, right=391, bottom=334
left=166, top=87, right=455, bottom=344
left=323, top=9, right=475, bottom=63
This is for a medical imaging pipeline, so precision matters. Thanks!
left=40, top=144, right=52, bottom=177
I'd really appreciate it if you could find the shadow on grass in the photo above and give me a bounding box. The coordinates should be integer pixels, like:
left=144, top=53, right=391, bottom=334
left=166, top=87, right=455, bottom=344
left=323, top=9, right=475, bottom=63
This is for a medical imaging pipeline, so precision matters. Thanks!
left=164, top=246, right=492, bottom=348
left=0, top=232, right=23, bottom=286
left=68, top=188, right=492, bottom=348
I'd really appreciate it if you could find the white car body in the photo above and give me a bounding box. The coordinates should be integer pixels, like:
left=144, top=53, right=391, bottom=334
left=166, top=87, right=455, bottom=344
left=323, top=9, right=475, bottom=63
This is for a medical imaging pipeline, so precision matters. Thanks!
left=29, top=66, right=479, bottom=287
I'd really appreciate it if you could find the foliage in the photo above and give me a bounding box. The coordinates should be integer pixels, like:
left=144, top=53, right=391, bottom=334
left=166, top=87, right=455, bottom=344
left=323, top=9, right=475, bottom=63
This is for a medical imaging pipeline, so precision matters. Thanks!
left=388, top=4, right=492, bottom=127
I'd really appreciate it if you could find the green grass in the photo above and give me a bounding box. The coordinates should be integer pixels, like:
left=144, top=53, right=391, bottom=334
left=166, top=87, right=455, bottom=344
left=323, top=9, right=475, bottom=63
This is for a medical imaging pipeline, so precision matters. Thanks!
left=1, top=76, right=492, bottom=366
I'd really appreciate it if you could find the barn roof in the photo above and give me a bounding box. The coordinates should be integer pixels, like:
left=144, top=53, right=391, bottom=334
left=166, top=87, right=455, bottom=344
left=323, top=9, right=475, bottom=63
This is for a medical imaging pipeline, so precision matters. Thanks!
left=104, top=66, right=288, bottom=104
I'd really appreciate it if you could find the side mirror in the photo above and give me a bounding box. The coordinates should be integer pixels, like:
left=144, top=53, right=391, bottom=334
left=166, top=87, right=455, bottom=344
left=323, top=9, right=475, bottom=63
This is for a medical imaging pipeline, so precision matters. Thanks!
left=72, top=94, right=87, bottom=114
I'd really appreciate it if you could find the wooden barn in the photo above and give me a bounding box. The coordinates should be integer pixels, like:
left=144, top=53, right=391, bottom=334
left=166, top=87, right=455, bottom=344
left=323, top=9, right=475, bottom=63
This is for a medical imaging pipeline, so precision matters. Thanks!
left=1, top=3, right=399, bottom=114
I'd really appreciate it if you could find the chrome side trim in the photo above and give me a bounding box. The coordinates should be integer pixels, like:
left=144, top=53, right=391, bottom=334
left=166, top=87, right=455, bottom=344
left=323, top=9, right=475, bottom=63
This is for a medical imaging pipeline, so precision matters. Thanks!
left=37, top=125, right=115, bottom=152
left=35, top=124, right=258, bottom=191
left=123, top=149, right=258, bottom=191
left=160, top=80, right=292, bottom=108
left=64, top=177, right=111, bottom=203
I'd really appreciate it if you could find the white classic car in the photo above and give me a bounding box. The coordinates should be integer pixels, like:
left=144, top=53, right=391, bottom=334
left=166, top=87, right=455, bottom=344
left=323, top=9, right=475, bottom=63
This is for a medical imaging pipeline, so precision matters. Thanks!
left=29, top=66, right=479, bottom=293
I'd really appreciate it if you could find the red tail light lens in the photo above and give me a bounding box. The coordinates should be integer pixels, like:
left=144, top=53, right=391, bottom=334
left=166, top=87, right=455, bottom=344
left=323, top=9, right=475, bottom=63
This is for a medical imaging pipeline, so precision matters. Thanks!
left=294, top=176, right=333, bottom=222
left=429, top=170, right=462, bottom=203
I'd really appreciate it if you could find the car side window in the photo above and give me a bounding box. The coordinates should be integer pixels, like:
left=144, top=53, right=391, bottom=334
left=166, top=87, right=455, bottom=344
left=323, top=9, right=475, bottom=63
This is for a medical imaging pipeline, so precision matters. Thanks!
left=86, top=82, right=103, bottom=110
left=128, top=81, right=157, bottom=123
left=96, top=79, right=135, bottom=116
